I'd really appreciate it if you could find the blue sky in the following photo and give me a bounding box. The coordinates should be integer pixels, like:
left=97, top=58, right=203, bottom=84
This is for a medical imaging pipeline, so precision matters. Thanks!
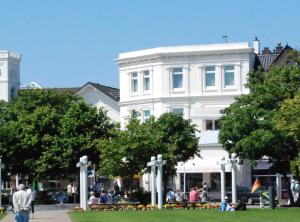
left=1, top=0, right=299, bottom=88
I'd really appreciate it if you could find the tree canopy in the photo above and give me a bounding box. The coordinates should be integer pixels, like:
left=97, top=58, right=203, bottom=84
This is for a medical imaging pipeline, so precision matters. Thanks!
left=0, top=89, right=114, bottom=180
left=219, top=53, right=300, bottom=204
left=99, top=112, right=200, bottom=189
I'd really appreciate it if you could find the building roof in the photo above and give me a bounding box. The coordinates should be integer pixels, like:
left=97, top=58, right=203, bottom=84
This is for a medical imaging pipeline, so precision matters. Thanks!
left=257, top=54, right=279, bottom=70
left=117, top=42, right=252, bottom=63
left=255, top=45, right=294, bottom=70
left=80, top=82, right=120, bottom=102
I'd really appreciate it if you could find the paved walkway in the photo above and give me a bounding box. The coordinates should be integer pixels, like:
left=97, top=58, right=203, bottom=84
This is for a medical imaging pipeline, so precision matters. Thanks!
left=2, top=210, right=72, bottom=222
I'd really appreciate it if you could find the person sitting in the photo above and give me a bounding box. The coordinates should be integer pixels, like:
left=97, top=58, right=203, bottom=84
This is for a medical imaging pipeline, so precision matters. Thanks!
left=235, top=199, right=246, bottom=211
left=220, top=196, right=235, bottom=212
left=189, top=187, right=199, bottom=203
left=166, top=188, right=175, bottom=203
left=100, top=190, right=109, bottom=203
left=88, top=192, right=99, bottom=206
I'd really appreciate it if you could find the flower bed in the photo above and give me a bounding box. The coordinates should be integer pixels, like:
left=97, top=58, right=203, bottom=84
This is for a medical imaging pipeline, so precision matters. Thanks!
left=72, top=203, right=220, bottom=212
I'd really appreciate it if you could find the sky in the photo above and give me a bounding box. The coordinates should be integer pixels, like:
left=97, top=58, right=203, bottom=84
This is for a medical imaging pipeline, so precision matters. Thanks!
left=1, top=0, right=300, bottom=88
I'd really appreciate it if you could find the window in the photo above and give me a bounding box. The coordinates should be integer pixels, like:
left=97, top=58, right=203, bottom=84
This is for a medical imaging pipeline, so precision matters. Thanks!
left=224, top=65, right=235, bottom=87
left=131, top=72, right=139, bottom=93
left=131, top=110, right=141, bottom=119
left=205, top=66, right=215, bottom=87
left=171, top=107, right=184, bottom=115
left=143, top=109, right=151, bottom=122
left=143, top=70, right=150, bottom=92
left=172, top=68, right=183, bottom=89
left=205, top=119, right=220, bottom=130
left=10, top=87, right=15, bottom=99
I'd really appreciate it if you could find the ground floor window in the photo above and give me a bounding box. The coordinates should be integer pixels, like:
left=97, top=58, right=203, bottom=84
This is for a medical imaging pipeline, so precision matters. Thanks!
left=180, top=173, right=203, bottom=192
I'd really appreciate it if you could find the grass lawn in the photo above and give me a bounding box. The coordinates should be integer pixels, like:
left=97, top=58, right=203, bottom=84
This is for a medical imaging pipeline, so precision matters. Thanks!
left=0, top=213, right=6, bottom=220
left=68, top=208, right=300, bottom=222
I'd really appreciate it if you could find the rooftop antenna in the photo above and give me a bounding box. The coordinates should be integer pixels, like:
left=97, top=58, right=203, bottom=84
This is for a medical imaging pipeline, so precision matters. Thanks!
left=222, top=35, right=228, bottom=43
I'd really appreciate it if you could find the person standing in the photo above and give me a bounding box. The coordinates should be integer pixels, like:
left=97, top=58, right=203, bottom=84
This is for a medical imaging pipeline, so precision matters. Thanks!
left=67, top=183, right=72, bottom=203
left=26, top=185, right=36, bottom=214
left=13, top=184, right=32, bottom=222
left=72, top=183, right=77, bottom=204
left=294, top=180, right=300, bottom=203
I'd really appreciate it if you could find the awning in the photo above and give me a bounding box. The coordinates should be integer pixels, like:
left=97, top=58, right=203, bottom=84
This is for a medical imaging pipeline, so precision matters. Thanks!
left=176, top=159, right=231, bottom=173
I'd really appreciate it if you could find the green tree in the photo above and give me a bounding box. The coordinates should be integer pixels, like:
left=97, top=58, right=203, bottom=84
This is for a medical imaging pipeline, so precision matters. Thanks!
left=0, top=89, right=114, bottom=180
left=99, top=112, right=199, bottom=190
left=273, top=91, right=300, bottom=180
left=219, top=60, right=300, bottom=205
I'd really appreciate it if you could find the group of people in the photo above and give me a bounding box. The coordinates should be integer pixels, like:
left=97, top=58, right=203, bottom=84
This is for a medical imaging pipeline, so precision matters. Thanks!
left=188, top=181, right=209, bottom=203
left=220, top=196, right=246, bottom=212
left=10, top=184, right=36, bottom=222
left=66, top=182, right=78, bottom=203
left=87, top=180, right=121, bottom=206
left=165, top=181, right=210, bottom=203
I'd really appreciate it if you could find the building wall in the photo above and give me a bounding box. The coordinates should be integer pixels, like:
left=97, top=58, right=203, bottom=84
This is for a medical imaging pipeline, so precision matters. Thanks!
left=77, top=85, right=120, bottom=123
left=0, top=51, right=21, bottom=102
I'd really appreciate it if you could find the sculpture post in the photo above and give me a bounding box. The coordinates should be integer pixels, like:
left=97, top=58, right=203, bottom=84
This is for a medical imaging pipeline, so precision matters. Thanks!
left=0, top=159, right=4, bottom=207
left=76, top=156, right=91, bottom=210
left=156, top=154, right=166, bottom=210
left=231, top=153, right=237, bottom=204
left=147, top=156, right=157, bottom=206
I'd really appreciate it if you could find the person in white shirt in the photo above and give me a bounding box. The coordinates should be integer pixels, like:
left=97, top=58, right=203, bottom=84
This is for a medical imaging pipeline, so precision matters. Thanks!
left=13, top=184, right=32, bottom=222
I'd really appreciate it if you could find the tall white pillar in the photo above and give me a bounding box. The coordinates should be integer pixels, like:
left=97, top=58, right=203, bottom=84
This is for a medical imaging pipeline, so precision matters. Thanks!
left=231, top=154, right=237, bottom=204
left=276, top=173, right=282, bottom=200
left=150, top=156, right=156, bottom=206
left=79, top=162, right=83, bottom=208
left=220, top=164, right=225, bottom=202
left=157, top=155, right=163, bottom=209
left=77, top=155, right=90, bottom=210
left=183, top=162, right=186, bottom=194
left=0, top=159, right=2, bottom=207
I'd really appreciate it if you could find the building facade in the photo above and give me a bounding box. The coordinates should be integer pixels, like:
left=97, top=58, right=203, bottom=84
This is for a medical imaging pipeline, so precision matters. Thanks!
left=0, top=51, right=21, bottom=102
left=116, top=42, right=256, bottom=193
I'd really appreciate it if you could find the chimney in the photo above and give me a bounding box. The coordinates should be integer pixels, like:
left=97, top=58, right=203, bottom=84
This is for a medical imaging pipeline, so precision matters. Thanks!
left=262, top=47, right=271, bottom=55
left=253, top=37, right=260, bottom=54
left=275, top=42, right=283, bottom=54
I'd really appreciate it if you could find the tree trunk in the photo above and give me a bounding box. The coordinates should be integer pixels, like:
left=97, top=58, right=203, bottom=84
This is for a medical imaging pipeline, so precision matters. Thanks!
left=283, top=173, right=294, bottom=206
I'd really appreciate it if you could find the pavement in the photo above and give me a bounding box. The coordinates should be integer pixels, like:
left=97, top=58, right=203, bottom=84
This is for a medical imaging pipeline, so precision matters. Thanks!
left=2, top=210, right=72, bottom=222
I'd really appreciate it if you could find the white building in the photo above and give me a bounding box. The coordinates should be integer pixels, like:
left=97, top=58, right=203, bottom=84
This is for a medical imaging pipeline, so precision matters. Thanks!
left=0, top=51, right=21, bottom=102
left=116, top=42, right=256, bottom=193
left=76, top=82, right=120, bottom=123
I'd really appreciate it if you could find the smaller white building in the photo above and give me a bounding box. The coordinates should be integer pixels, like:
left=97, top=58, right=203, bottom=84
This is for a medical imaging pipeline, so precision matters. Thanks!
left=0, top=51, right=21, bottom=102
left=76, top=82, right=120, bottom=123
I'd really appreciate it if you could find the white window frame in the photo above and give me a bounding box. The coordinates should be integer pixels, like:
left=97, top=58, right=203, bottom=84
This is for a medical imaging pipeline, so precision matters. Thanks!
left=171, top=67, right=183, bottom=90
left=143, top=70, right=151, bottom=93
left=223, top=65, right=235, bottom=88
left=204, top=119, right=220, bottom=131
left=130, top=72, right=139, bottom=95
left=204, top=66, right=216, bottom=89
